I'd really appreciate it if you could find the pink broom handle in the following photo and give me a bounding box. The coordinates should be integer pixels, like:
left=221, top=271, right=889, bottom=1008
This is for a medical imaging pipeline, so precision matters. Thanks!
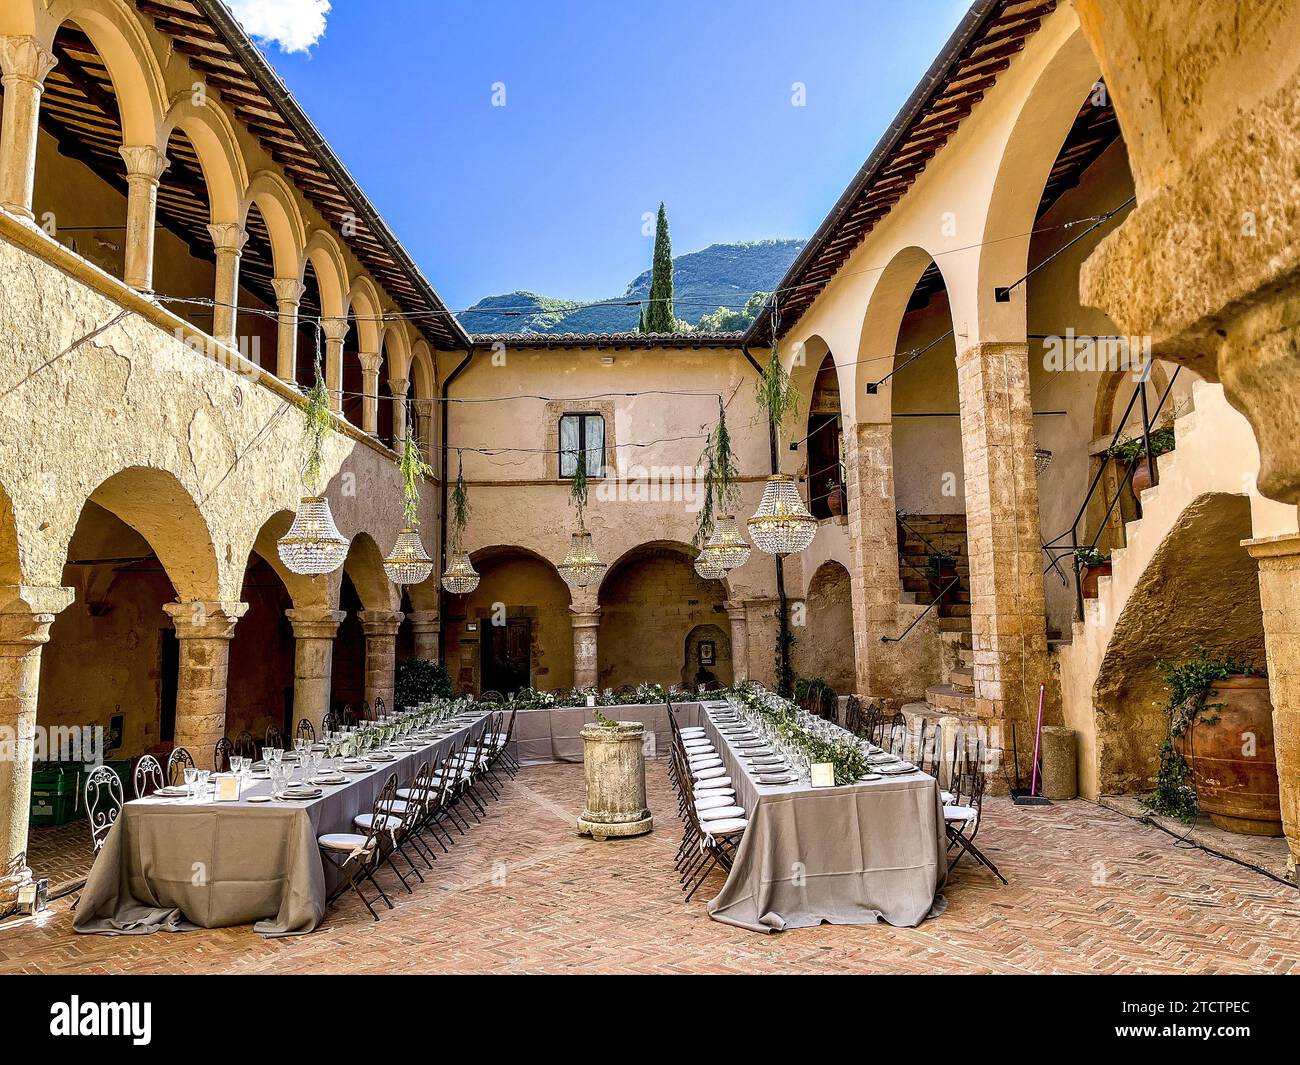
left=1030, top=682, right=1045, bottom=796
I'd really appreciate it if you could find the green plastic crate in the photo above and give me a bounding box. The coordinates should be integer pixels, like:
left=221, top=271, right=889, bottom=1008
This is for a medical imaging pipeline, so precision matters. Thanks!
left=29, top=765, right=78, bottom=827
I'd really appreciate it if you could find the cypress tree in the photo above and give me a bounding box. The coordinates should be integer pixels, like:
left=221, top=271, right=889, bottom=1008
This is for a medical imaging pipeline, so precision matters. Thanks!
left=644, top=202, right=675, bottom=333
left=638, top=304, right=646, bottom=333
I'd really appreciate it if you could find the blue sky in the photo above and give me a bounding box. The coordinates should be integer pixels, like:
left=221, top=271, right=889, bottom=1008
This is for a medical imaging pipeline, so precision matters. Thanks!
left=235, top=0, right=971, bottom=309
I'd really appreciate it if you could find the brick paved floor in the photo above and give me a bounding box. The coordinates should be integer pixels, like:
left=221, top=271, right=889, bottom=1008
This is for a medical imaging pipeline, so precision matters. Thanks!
left=26, top=822, right=96, bottom=895
left=2, top=761, right=1298, bottom=974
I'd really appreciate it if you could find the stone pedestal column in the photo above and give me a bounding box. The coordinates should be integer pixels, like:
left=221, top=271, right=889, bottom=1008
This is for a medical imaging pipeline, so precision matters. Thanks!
left=1245, top=533, right=1300, bottom=873
left=163, top=602, right=247, bottom=769
left=286, top=608, right=344, bottom=732
left=570, top=606, right=601, bottom=688
left=405, top=609, right=440, bottom=661
left=389, top=376, right=410, bottom=447
left=955, top=342, right=1051, bottom=764
left=357, top=352, right=382, bottom=435
left=725, top=600, right=749, bottom=682
left=119, top=145, right=168, bottom=291
left=845, top=420, right=904, bottom=696
left=0, top=37, right=57, bottom=220
left=272, top=277, right=305, bottom=380
left=359, top=609, right=403, bottom=713
left=0, top=585, right=72, bottom=917
left=206, top=223, right=248, bottom=349
left=322, top=318, right=348, bottom=412
left=577, top=722, right=652, bottom=840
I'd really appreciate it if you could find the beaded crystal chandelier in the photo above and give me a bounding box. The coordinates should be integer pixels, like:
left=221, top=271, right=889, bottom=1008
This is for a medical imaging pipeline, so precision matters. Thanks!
left=704, top=513, right=751, bottom=570
left=441, top=550, right=480, bottom=595
left=557, top=525, right=607, bottom=589
left=383, top=427, right=435, bottom=585
left=384, top=527, right=434, bottom=585
left=693, top=544, right=726, bottom=580
left=440, top=450, right=479, bottom=594
left=279, top=496, right=349, bottom=575
left=1034, top=447, right=1053, bottom=476
left=748, top=474, right=818, bottom=557
left=278, top=367, right=348, bottom=576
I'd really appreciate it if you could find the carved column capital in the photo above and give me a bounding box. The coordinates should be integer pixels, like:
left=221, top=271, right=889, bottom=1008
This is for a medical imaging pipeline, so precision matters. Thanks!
left=118, top=144, right=169, bottom=185
left=206, top=222, right=249, bottom=255
left=163, top=601, right=248, bottom=640
left=0, top=36, right=56, bottom=87
left=272, top=276, right=306, bottom=308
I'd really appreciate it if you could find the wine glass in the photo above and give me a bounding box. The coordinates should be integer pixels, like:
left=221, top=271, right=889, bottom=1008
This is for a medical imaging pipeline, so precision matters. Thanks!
left=183, top=766, right=198, bottom=799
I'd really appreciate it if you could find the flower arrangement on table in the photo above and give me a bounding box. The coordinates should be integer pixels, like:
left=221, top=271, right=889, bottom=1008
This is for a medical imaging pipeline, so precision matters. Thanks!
left=726, top=681, right=870, bottom=786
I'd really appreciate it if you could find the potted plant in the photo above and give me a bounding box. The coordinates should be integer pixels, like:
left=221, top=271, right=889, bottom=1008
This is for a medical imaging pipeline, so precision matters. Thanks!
left=926, top=550, right=958, bottom=592
left=1108, top=426, right=1176, bottom=496
left=1149, top=654, right=1281, bottom=835
left=1073, top=547, right=1111, bottom=599
left=825, top=477, right=846, bottom=516
left=394, top=659, right=452, bottom=711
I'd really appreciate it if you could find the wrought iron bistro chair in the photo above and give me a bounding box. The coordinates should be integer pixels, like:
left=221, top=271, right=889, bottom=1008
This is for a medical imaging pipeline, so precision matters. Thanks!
left=213, top=736, right=234, bottom=773
left=84, top=765, right=123, bottom=852
left=612, top=684, right=637, bottom=700
left=264, top=724, right=286, bottom=750
left=479, top=690, right=504, bottom=704
left=296, top=718, right=316, bottom=744
left=132, top=754, right=165, bottom=799
left=373, top=696, right=387, bottom=717
left=944, top=739, right=1006, bottom=885
left=882, top=711, right=908, bottom=756
left=844, top=694, right=865, bottom=736
left=233, top=730, right=257, bottom=761
left=322, top=710, right=339, bottom=735
left=166, top=746, right=195, bottom=787
left=318, top=775, right=398, bottom=922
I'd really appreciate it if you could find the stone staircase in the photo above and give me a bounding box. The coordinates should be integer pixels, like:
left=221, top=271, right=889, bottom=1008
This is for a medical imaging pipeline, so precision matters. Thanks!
left=1057, top=380, right=1276, bottom=797
left=896, top=514, right=971, bottom=618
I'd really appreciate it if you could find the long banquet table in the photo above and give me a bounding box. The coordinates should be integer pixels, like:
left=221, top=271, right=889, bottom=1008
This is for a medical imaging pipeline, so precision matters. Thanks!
left=696, top=699, right=948, bottom=932
left=73, top=711, right=490, bottom=938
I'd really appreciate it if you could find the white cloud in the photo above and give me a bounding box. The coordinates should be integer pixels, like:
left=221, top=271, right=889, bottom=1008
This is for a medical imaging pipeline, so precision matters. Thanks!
left=224, top=0, right=332, bottom=55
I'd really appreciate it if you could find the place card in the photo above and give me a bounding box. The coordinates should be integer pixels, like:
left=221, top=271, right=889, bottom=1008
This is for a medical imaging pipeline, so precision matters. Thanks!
left=216, top=775, right=241, bottom=802
left=810, top=762, right=836, bottom=788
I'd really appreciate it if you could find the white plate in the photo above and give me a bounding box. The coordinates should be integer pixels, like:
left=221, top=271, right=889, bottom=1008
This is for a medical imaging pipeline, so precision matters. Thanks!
left=247, top=795, right=272, bottom=803
left=758, top=774, right=797, bottom=784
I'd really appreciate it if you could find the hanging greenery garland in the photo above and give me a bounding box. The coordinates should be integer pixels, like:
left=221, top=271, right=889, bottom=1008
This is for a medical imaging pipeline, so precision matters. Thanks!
left=441, top=450, right=479, bottom=595
left=755, top=344, right=801, bottom=449
left=695, top=397, right=738, bottom=547
left=399, top=430, right=434, bottom=527
left=449, top=450, right=471, bottom=549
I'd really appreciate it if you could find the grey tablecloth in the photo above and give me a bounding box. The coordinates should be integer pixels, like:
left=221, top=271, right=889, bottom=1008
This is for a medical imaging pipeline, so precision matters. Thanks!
left=73, top=713, right=490, bottom=937
left=697, top=701, right=947, bottom=932
left=511, top=702, right=689, bottom=763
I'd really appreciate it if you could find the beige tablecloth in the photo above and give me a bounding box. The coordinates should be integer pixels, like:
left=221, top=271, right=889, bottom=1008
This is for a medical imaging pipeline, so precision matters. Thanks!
left=73, top=713, right=490, bottom=937
left=510, top=702, right=690, bottom=763
left=698, top=701, right=948, bottom=932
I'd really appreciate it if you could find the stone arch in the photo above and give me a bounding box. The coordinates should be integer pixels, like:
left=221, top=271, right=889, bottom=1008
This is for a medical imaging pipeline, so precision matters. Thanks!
left=1091, top=492, right=1264, bottom=795
left=449, top=545, right=574, bottom=694
left=46, top=0, right=168, bottom=146
left=302, top=228, right=349, bottom=322
left=342, top=532, right=398, bottom=612
left=160, top=93, right=248, bottom=225
left=792, top=560, right=855, bottom=693
left=0, top=478, right=23, bottom=587
left=344, top=275, right=384, bottom=356
left=974, top=24, right=1103, bottom=339
left=597, top=540, right=731, bottom=689
left=69, top=466, right=221, bottom=602
left=409, top=340, right=436, bottom=403
left=240, top=170, right=306, bottom=282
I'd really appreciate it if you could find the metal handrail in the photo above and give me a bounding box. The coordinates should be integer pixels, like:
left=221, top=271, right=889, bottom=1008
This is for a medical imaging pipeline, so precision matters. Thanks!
left=881, top=576, right=962, bottom=644
left=1042, top=365, right=1182, bottom=618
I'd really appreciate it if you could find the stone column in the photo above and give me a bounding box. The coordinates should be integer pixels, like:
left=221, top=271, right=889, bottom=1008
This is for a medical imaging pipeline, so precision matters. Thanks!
left=406, top=609, right=440, bottom=660
left=389, top=376, right=410, bottom=448
left=322, top=317, right=348, bottom=412
left=844, top=420, right=904, bottom=696
left=358, top=351, right=381, bottom=435
left=272, top=277, right=305, bottom=381
left=286, top=607, right=344, bottom=732
left=118, top=145, right=168, bottom=291
left=0, top=586, right=72, bottom=917
left=359, top=609, right=403, bottom=712
left=206, top=223, right=248, bottom=349
left=570, top=606, right=601, bottom=688
left=1245, top=533, right=1300, bottom=874
left=955, top=342, right=1051, bottom=755
left=725, top=600, right=749, bottom=682
left=163, top=602, right=247, bottom=769
left=0, top=37, right=57, bottom=221
left=414, top=398, right=435, bottom=464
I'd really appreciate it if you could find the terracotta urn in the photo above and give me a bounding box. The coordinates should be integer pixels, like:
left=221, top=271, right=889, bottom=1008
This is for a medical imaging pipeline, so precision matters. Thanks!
left=1081, top=561, right=1111, bottom=599
left=826, top=484, right=846, bottom=516
left=1130, top=457, right=1154, bottom=496
left=576, top=721, right=652, bottom=840
left=1175, top=674, right=1283, bottom=836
